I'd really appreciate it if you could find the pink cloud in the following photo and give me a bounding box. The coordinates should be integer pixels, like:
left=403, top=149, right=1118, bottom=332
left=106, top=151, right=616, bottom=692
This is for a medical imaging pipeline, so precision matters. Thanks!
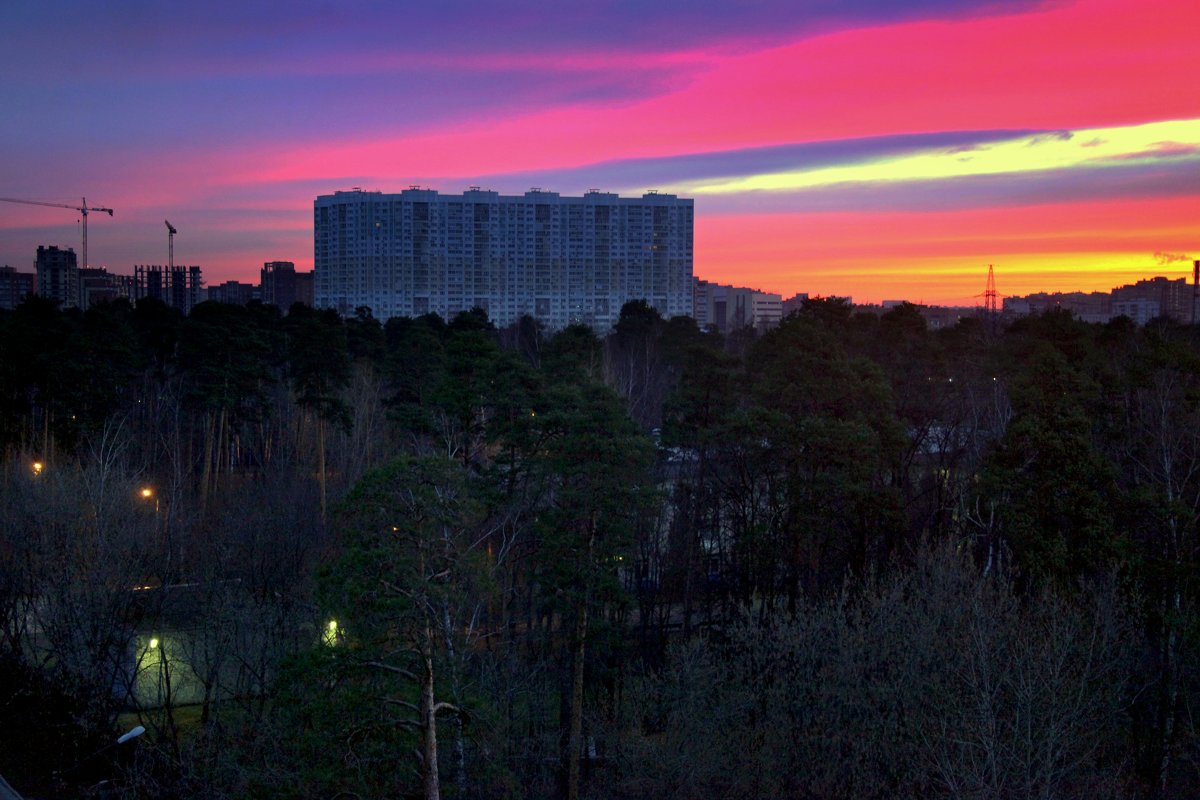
left=232, top=0, right=1200, bottom=185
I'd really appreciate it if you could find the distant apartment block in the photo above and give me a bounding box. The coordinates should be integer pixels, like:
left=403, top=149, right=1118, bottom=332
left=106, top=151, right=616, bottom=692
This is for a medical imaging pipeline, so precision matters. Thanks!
left=1111, top=297, right=1161, bottom=325
left=781, top=293, right=810, bottom=317
left=35, top=245, right=79, bottom=308
left=1005, top=276, right=1198, bottom=325
left=260, top=261, right=313, bottom=310
left=1112, top=276, right=1193, bottom=323
left=208, top=280, right=259, bottom=305
left=79, top=268, right=135, bottom=309
left=1003, top=291, right=1112, bottom=321
left=134, top=265, right=203, bottom=314
left=694, top=279, right=783, bottom=333
left=919, top=306, right=973, bottom=330
left=0, top=266, right=34, bottom=310
left=315, top=187, right=694, bottom=330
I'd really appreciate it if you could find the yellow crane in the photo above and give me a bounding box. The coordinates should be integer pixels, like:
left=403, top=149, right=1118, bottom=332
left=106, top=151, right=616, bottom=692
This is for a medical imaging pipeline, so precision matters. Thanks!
left=0, top=196, right=114, bottom=268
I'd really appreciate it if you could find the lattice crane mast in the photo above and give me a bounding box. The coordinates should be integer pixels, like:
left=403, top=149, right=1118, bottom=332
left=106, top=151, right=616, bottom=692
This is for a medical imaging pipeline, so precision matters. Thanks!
left=0, top=196, right=114, bottom=269
left=165, top=220, right=177, bottom=270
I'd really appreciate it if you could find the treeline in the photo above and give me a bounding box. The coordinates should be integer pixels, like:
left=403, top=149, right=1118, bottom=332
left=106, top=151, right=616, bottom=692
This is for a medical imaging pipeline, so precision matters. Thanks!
left=2, top=296, right=1200, bottom=798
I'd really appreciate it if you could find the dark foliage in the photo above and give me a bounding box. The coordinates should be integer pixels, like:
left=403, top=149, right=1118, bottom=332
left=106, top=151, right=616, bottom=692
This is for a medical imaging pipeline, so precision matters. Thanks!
left=3, top=299, right=1200, bottom=798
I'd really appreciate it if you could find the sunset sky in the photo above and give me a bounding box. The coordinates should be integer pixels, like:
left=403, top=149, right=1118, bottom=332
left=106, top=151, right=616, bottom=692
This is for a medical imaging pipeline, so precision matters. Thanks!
left=2, top=0, right=1198, bottom=305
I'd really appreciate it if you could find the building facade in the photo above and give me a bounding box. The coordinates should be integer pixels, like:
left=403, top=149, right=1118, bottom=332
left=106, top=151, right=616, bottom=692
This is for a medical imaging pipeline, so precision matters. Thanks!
left=260, top=261, right=313, bottom=310
left=208, top=280, right=259, bottom=305
left=35, top=245, right=79, bottom=308
left=1112, top=276, right=1193, bottom=323
left=79, top=268, right=135, bottom=309
left=314, top=188, right=694, bottom=330
left=0, top=266, right=35, bottom=310
left=134, top=265, right=204, bottom=314
left=693, top=279, right=783, bottom=333
left=1003, top=276, right=1198, bottom=326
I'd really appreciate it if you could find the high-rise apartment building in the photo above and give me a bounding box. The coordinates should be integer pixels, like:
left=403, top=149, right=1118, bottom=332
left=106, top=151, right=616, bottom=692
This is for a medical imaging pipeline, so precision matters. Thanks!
left=35, top=245, right=79, bottom=308
left=314, top=187, right=694, bottom=330
left=134, top=265, right=203, bottom=314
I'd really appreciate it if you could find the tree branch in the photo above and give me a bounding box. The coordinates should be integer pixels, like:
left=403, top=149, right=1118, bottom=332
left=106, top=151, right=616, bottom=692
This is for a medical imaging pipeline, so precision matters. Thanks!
left=361, top=660, right=419, bottom=682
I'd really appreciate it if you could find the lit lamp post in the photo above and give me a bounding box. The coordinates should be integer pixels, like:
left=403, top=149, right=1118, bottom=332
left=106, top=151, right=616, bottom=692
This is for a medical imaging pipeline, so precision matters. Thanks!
left=139, top=486, right=170, bottom=573
left=138, top=486, right=161, bottom=534
left=45, top=725, right=145, bottom=799
left=31, top=461, right=43, bottom=476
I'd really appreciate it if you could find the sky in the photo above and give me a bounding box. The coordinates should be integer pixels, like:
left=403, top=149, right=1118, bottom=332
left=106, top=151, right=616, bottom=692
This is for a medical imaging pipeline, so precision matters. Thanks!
left=1, top=0, right=1198, bottom=305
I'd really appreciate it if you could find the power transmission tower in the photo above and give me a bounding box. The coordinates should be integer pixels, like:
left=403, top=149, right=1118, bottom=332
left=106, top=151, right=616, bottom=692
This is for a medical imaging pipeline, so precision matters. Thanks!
left=983, top=264, right=999, bottom=334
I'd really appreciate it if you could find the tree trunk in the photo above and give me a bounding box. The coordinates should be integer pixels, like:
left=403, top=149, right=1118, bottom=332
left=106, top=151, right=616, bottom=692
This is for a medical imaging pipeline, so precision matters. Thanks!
left=217, top=406, right=228, bottom=479
left=318, top=414, right=328, bottom=521
left=567, top=601, right=588, bottom=800
left=200, top=412, right=215, bottom=509
left=422, top=632, right=442, bottom=800
left=565, top=519, right=596, bottom=800
left=441, top=601, right=469, bottom=797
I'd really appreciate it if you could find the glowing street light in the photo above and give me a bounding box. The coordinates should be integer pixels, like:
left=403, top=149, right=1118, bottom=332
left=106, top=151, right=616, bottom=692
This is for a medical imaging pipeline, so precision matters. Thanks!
left=31, top=461, right=43, bottom=476
left=138, top=486, right=159, bottom=512
left=138, top=486, right=161, bottom=528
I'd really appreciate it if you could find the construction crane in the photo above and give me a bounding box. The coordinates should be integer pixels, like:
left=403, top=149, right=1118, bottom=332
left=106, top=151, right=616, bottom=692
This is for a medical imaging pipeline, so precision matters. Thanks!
left=0, top=196, right=114, bottom=269
left=165, top=220, right=177, bottom=270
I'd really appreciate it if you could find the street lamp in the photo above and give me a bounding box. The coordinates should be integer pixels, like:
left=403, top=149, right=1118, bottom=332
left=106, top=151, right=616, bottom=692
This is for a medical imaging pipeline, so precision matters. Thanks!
left=116, top=726, right=145, bottom=745
left=50, top=725, right=146, bottom=793
left=31, top=461, right=43, bottom=476
left=138, top=486, right=160, bottom=515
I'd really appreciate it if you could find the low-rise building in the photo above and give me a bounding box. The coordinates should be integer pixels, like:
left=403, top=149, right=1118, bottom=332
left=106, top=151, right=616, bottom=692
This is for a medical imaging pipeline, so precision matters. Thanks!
left=694, top=278, right=783, bottom=332
left=208, top=280, right=259, bottom=305
left=79, top=268, right=135, bottom=309
left=0, top=266, right=34, bottom=310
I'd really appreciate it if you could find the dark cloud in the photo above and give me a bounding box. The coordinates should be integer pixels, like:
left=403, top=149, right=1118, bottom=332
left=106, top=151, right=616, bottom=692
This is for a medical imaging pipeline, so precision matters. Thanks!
left=1024, top=131, right=1073, bottom=146
left=1100, top=142, right=1200, bottom=161
left=9, top=1, right=1046, bottom=60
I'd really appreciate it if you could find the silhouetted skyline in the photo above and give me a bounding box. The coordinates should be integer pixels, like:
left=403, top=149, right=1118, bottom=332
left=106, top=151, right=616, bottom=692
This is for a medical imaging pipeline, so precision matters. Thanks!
left=1, top=0, right=1197, bottom=304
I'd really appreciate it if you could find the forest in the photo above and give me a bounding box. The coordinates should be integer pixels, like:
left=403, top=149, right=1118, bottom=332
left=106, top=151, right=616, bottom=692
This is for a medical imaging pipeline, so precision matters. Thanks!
left=1, top=294, right=1199, bottom=799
